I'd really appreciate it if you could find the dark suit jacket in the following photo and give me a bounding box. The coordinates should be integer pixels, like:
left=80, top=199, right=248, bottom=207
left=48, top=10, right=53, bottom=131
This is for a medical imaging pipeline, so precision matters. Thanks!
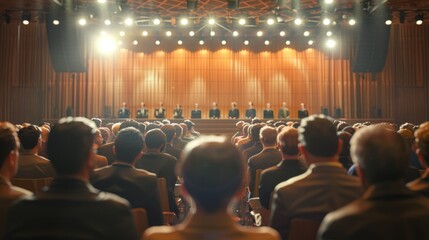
left=173, top=109, right=183, bottom=119
left=173, top=138, right=187, bottom=150
left=91, top=163, right=163, bottom=226
left=270, top=163, right=363, bottom=240
left=298, top=109, right=309, bottom=119
left=155, top=108, right=166, bottom=118
left=209, top=108, right=220, bottom=119
left=243, top=142, right=263, bottom=162
left=407, top=171, right=429, bottom=197
left=191, top=110, right=201, bottom=119
left=239, top=139, right=258, bottom=153
left=3, top=177, right=138, bottom=240
left=319, top=181, right=429, bottom=240
left=165, top=144, right=182, bottom=160
left=118, top=108, right=130, bottom=118
left=15, top=153, right=55, bottom=178
left=278, top=108, right=290, bottom=119
left=259, top=160, right=307, bottom=209
left=228, top=109, right=240, bottom=119
left=263, top=109, right=274, bottom=119
left=136, top=108, right=148, bottom=118
left=245, top=108, right=256, bottom=119
left=97, top=142, right=116, bottom=165
left=248, top=148, right=282, bottom=196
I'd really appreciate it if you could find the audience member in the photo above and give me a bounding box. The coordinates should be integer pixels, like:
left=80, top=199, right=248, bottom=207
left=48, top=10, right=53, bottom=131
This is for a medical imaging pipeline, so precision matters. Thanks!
left=91, top=127, right=163, bottom=226
left=232, top=121, right=245, bottom=143
left=234, top=124, right=249, bottom=145
left=161, top=124, right=182, bottom=160
left=269, top=115, right=362, bottom=239
left=398, top=128, right=423, bottom=169
left=338, top=131, right=353, bottom=170
left=143, top=136, right=280, bottom=240
left=4, top=117, right=138, bottom=240
left=185, top=120, right=200, bottom=138
left=93, top=129, right=108, bottom=169
left=318, top=125, right=429, bottom=240
left=172, top=124, right=186, bottom=150
left=242, top=124, right=264, bottom=160
left=408, top=121, right=429, bottom=197
left=259, top=127, right=306, bottom=209
left=91, top=118, right=102, bottom=128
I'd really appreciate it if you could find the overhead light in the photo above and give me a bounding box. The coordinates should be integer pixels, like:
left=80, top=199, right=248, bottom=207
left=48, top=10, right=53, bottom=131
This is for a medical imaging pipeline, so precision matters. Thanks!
left=279, top=31, right=286, bottom=37
left=238, top=17, right=246, bottom=25
left=267, top=16, right=276, bottom=25
left=294, top=17, right=303, bottom=25
left=221, top=40, right=227, bottom=45
left=78, top=18, right=87, bottom=26
left=385, top=19, right=392, bottom=25
left=142, top=31, right=148, bottom=36
left=22, top=12, right=30, bottom=25
left=119, top=31, right=125, bottom=37
left=244, top=40, right=249, bottom=45
left=286, top=40, right=291, bottom=45
left=257, top=31, right=263, bottom=37
left=308, top=40, right=314, bottom=45
left=264, top=40, right=270, bottom=45
left=208, top=18, right=216, bottom=25
left=210, top=31, right=215, bottom=36
left=189, top=31, right=195, bottom=37
left=178, top=40, right=183, bottom=45
left=199, top=40, right=204, bottom=45
left=166, top=31, right=172, bottom=37
left=133, top=40, right=138, bottom=45
left=53, top=20, right=60, bottom=25
left=153, top=17, right=161, bottom=25
left=322, top=18, right=331, bottom=25
left=303, top=31, right=310, bottom=37
left=324, top=0, right=334, bottom=4
left=98, top=0, right=106, bottom=3
left=180, top=17, right=189, bottom=26
left=326, top=39, right=337, bottom=48
left=155, top=40, right=161, bottom=45
left=233, top=31, right=239, bottom=37
left=416, top=13, right=424, bottom=25
left=348, top=18, right=356, bottom=26
left=124, top=17, right=133, bottom=26
left=98, top=35, right=117, bottom=54
left=326, top=31, right=333, bottom=37
left=104, top=19, right=111, bottom=26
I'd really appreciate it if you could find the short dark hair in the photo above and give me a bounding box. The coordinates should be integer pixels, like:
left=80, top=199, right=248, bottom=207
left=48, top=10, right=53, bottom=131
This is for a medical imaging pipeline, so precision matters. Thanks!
left=415, top=122, right=429, bottom=165
left=145, top=129, right=166, bottom=150
left=91, top=118, right=102, bottom=128
left=277, top=127, right=299, bottom=156
left=120, top=120, right=139, bottom=130
left=115, top=127, right=144, bottom=163
left=178, top=136, right=245, bottom=212
left=351, top=125, right=408, bottom=184
left=251, top=124, right=263, bottom=140
left=0, top=122, right=18, bottom=167
left=161, top=124, right=176, bottom=143
left=298, top=115, right=338, bottom=157
left=173, top=123, right=183, bottom=138
left=47, top=117, right=96, bottom=175
left=18, top=125, right=41, bottom=150
left=146, top=123, right=160, bottom=132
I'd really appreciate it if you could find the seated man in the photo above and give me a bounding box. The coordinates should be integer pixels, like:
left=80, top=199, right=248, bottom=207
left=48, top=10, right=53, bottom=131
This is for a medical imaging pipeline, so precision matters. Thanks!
left=263, top=103, right=274, bottom=119
left=3, top=117, right=138, bottom=240
left=318, top=125, right=429, bottom=239
left=155, top=102, right=166, bottom=119
left=278, top=102, right=290, bottom=119
left=136, top=102, right=149, bottom=119
left=245, top=101, right=256, bottom=119
left=0, top=122, right=32, bottom=236
left=269, top=115, right=362, bottom=240
left=15, top=125, right=55, bottom=178
left=143, top=136, right=280, bottom=240
left=297, top=103, right=308, bottom=119
left=190, top=103, right=202, bottom=119
left=209, top=102, right=220, bottom=119
left=173, top=104, right=183, bottom=119
left=161, top=124, right=182, bottom=160
left=91, top=127, right=163, bottom=227
left=228, top=102, right=240, bottom=119
left=408, top=121, right=429, bottom=197
left=118, top=102, right=130, bottom=118
left=259, top=127, right=306, bottom=209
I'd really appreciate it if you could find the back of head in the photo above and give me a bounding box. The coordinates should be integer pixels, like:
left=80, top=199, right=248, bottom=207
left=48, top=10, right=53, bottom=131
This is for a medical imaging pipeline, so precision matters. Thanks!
left=115, top=127, right=144, bottom=163
left=146, top=123, right=160, bottom=132
left=398, top=128, right=415, bottom=150
left=173, top=123, right=183, bottom=138
left=161, top=124, right=176, bottom=143
left=184, top=120, right=195, bottom=131
left=251, top=124, right=263, bottom=140
left=260, top=126, right=277, bottom=146
left=277, top=127, right=299, bottom=156
left=119, top=120, right=139, bottom=131
left=415, top=122, right=429, bottom=166
left=145, top=129, right=166, bottom=150
left=236, top=121, right=244, bottom=130
left=251, top=118, right=262, bottom=124
left=0, top=122, right=19, bottom=168
left=47, top=117, right=96, bottom=175
left=111, top=122, right=121, bottom=136
left=18, top=125, right=41, bottom=150
left=350, top=125, right=408, bottom=184
left=91, top=118, right=102, bottom=128
left=179, top=123, right=188, bottom=134
left=338, top=131, right=352, bottom=157
left=178, top=136, right=245, bottom=213
left=298, top=115, right=338, bottom=157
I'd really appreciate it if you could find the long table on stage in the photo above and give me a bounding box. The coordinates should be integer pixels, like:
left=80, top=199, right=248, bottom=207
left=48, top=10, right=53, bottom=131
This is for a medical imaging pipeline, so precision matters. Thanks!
left=43, top=118, right=394, bottom=136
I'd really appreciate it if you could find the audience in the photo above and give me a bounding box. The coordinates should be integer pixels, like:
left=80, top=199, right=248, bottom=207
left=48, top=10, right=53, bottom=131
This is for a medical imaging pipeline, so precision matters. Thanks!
left=15, top=125, right=55, bottom=178
left=242, top=124, right=265, bottom=161
left=318, top=125, right=429, bottom=239
left=269, top=115, right=362, bottom=240
left=91, top=127, right=163, bottom=227
left=408, top=121, right=429, bottom=196
left=259, top=127, right=306, bottom=209
left=143, top=136, right=280, bottom=240
left=161, top=124, right=182, bottom=160
left=3, top=117, right=138, bottom=240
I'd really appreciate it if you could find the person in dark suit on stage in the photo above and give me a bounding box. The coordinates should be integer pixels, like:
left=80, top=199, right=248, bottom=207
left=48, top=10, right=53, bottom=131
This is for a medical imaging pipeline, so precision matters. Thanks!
left=191, top=103, right=202, bottom=119
left=297, top=103, right=309, bottom=119
left=209, top=102, right=220, bottom=119
left=155, top=102, right=166, bottom=119
left=173, top=104, right=183, bottom=119
left=118, top=102, right=130, bottom=118
left=278, top=102, right=290, bottom=119
left=91, top=127, right=163, bottom=227
left=245, top=101, right=256, bottom=119
left=3, top=117, right=138, bottom=240
left=263, top=103, right=274, bottom=119
left=318, top=125, right=429, bottom=240
left=228, top=102, right=240, bottom=119
left=136, top=102, right=149, bottom=119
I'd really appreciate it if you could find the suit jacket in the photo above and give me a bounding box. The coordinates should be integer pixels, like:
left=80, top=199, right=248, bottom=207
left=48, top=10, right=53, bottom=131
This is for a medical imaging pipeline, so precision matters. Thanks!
left=407, top=171, right=429, bottom=197
left=263, top=109, right=274, bottom=119
left=155, top=108, right=166, bottom=119
left=318, top=181, right=429, bottom=240
left=259, top=160, right=307, bottom=209
left=270, top=163, right=362, bottom=240
left=118, top=108, right=130, bottom=118
left=165, top=144, right=182, bottom=160
left=173, top=108, right=183, bottom=119
left=228, top=109, right=240, bottom=119
left=98, top=142, right=116, bottom=165
left=190, top=110, right=201, bottom=119
left=243, top=142, right=263, bottom=162
left=91, top=163, right=163, bottom=226
left=3, top=177, right=138, bottom=240
left=298, top=109, right=309, bottom=119
left=143, top=211, right=280, bottom=240
left=15, top=152, right=55, bottom=178
left=248, top=148, right=282, bottom=196
left=278, top=108, right=290, bottom=119
left=209, top=108, right=220, bottom=119
left=245, top=108, right=256, bottom=119
left=137, top=108, right=149, bottom=118
left=94, top=154, right=108, bottom=169
left=173, top=138, right=187, bottom=150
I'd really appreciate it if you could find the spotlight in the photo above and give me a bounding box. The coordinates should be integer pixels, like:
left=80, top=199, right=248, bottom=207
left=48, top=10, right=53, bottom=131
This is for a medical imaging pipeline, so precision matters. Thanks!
left=78, top=18, right=87, bottom=26
left=180, top=17, right=189, bottom=26
left=233, top=31, right=239, bottom=37
left=97, top=36, right=117, bottom=54
left=326, top=39, right=336, bottom=48
left=280, top=31, right=286, bottom=37
left=199, top=40, right=204, bottom=45
left=267, top=16, right=276, bottom=25
left=210, top=31, right=215, bottom=37
left=303, top=31, right=310, bottom=37
left=22, top=13, right=30, bottom=25
left=165, top=31, right=172, bottom=37
left=264, top=40, right=270, bottom=45
left=133, top=40, right=138, bottom=45
left=118, top=40, right=122, bottom=45
left=208, top=18, right=216, bottom=25
left=244, top=40, right=249, bottom=45
left=416, top=14, right=424, bottom=25
left=53, top=20, right=60, bottom=25
left=119, top=31, right=125, bottom=37
left=104, top=19, right=111, bottom=26
left=322, top=18, right=331, bottom=25
left=124, top=17, right=133, bottom=26
left=221, top=40, right=227, bottom=45
left=155, top=40, right=161, bottom=45
left=153, top=18, right=161, bottom=25
left=308, top=40, right=314, bottom=45
left=348, top=18, right=356, bottom=26
left=98, top=0, right=106, bottom=3
left=324, top=0, right=334, bottom=4
left=238, top=18, right=246, bottom=25
left=326, top=31, right=333, bottom=37
left=189, top=31, right=195, bottom=37
left=294, top=17, right=303, bottom=25
left=257, top=31, right=263, bottom=37
left=178, top=40, right=183, bottom=45
left=286, top=40, right=291, bottom=45
left=142, top=31, right=148, bottom=36
left=385, top=19, right=392, bottom=25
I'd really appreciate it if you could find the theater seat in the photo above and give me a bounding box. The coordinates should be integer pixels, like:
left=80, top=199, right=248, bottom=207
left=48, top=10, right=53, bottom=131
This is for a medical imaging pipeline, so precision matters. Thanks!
left=157, top=178, right=178, bottom=225
left=288, top=218, right=321, bottom=240
left=11, top=178, right=53, bottom=195
left=131, top=208, right=149, bottom=238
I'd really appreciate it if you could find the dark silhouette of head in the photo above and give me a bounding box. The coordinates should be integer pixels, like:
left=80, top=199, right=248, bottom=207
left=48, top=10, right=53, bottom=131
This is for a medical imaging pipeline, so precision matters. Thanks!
left=161, top=124, right=176, bottom=143
left=145, top=129, right=166, bottom=151
left=277, top=127, right=299, bottom=156
left=0, top=122, right=19, bottom=168
left=415, top=122, right=429, bottom=167
left=115, top=127, right=144, bottom=164
left=18, top=125, right=41, bottom=150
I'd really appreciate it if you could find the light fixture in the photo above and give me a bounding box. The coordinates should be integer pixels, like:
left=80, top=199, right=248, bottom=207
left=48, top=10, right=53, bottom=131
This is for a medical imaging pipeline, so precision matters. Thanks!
left=166, top=31, right=172, bottom=37
left=119, top=31, right=125, bottom=37
left=156, top=40, right=161, bottom=45
left=98, top=0, right=106, bottom=3
left=267, top=15, right=276, bottom=25
left=180, top=17, right=189, bottom=26
left=324, top=0, right=334, bottom=4
left=153, top=17, right=161, bottom=25
left=97, top=35, right=117, bottom=54
left=326, top=39, right=336, bottom=48
left=303, top=31, right=310, bottom=37
left=221, top=40, right=227, bottom=45
left=78, top=18, right=87, bottom=26
left=199, top=40, right=204, bottom=45
left=348, top=18, right=356, bottom=26
left=142, top=31, right=148, bottom=36
left=178, top=40, right=183, bottom=45
left=124, top=17, right=133, bottom=26
left=257, top=31, right=263, bottom=37
left=238, top=17, right=246, bottom=25
left=233, top=31, right=239, bottom=37
left=22, top=12, right=30, bottom=25
left=416, top=13, right=424, bottom=25
left=53, top=20, right=60, bottom=25
left=385, top=19, right=392, bottom=25
left=244, top=40, right=249, bottom=45
left=104, top=19, right=111, bottom=26
left=210, top=31, right=215, bottom=37
left=294, top=17, right=303, bottom=25
left=133, top=40, right=138, bottom=45
left=279, top=31, right=286, bottom=37
left=326, top=31, right=333, bottom=37
left=189, top=31, right=195, bottom=37
left=286, top=40, right=291, bottom=45
left=322, top=18, right=331, bottom=26
left=308, top=40, right=314, bottom=45
left=208, top=18, right=216, bottom=25
left=264, top=40, right=270, bottom=45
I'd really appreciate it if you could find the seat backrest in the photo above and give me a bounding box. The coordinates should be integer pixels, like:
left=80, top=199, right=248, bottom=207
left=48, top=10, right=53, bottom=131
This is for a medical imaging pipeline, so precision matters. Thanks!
left=131, top=208, right=149, bottom=238
left=11, top=178, right=53, bottom=195
left=253, top=169, right=263, bottom=197
left=157, top=178, right=170, bottom=212
left=288, top=218, right=322, bottom=240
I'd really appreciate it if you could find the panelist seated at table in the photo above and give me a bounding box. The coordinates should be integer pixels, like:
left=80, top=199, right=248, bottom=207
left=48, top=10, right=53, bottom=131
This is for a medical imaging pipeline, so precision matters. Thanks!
left=155, top=102, right=166, bottom=119
left=136, top=102, right=149, bottom=119
left=263, top=103, right=274, bottom=119
left=298, top=103, right=309, bottom=119
left=173, top=104, right=183, bottom=119
left=278, top=102, right=290, bottom=119
left=191, top=103, right=202, bottom=119
left=118, top=102, right=130, bottom=118
left=245, top=101, right=256, bottom=119
left=228, top=102, right=240, bottom=119
left=209, top=102, right=220, bottom=119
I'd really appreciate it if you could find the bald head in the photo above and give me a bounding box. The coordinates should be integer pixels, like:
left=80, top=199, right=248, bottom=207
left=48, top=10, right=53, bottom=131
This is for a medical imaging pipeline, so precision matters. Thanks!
left=277, top=127, right=299, bottom=156
left=260, top=126, right=277, bottom=147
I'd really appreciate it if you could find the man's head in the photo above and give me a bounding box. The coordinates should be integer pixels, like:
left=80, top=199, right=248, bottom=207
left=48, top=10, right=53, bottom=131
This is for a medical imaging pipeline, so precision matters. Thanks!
left=282, top=102, right=287, bottom=107
left=212, top=102, right=217, bottom=108
left=94, top=129, right=104, bottom=147
left=119, top=120, right=139, bottom=131
left=122, top=102, right=127, bottom=108
left=47, top=117, right=96, bottom=176
left=298, top=115, right=340, bottom=163
left=173, top=123, right=183, bottom=139
left=266, top=103, right=271, bottom=109
left=178, top=136, right=245, bottom=213
left=250, top=124, right=263, bottom=141
left=18, top=125, right=42, bottom=151
left=415, top=122, right=429, bottom=168
left=184, top=120, right=194, bottom=131
left=91, top=118, right=102, bottom=128
left=161, top=124, right=176, bottom=143
left=351, top=125, right=408, bottom=186
left=260, top=126, right=277, bottom=147
left=300, top=103, right=305, bottom=109
left=277, top=127, right=299, bottom=157
left=145, top=129, right=166, bottom=151
left=0, top=122, right=20, bottom=177
left=231, top=102, right=237, bottom=108
left=248, top=101, right=253, bottom=107
left=114, top=127, right=144, bottom=164
left=140, top=102, right=145, bottom=107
